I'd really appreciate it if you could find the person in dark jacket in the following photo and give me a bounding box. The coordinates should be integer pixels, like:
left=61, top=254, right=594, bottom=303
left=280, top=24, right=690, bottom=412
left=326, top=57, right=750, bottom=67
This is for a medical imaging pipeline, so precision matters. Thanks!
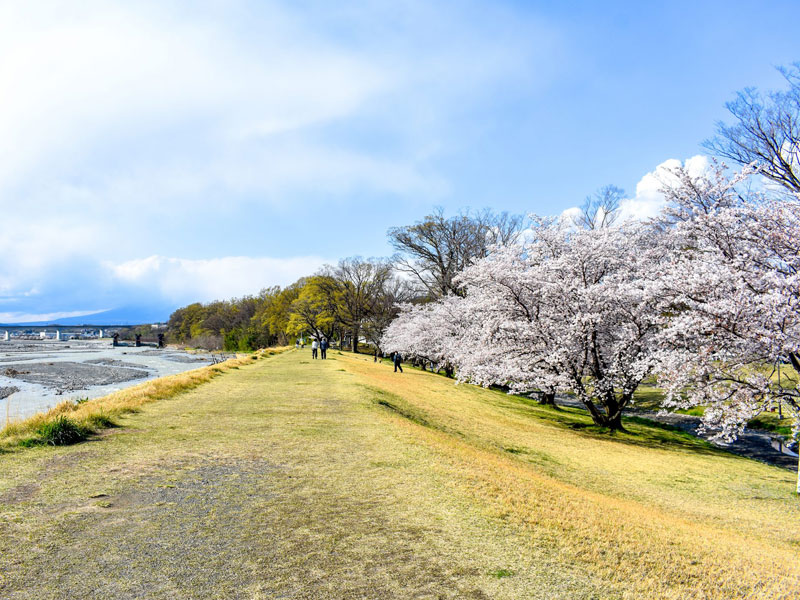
left=393, top=352, right=403, bottom=373
left=320, top=338, right=328, bottom=360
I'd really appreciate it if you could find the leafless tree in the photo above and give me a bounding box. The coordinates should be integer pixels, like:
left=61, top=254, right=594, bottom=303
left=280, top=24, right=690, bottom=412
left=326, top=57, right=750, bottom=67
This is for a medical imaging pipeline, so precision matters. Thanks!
left=574, top=185, right=625, bottom=230
left=317, top=257, right=394, bottom=353
left=387, top=207, right=526, bottom=298
left=362, top=277, right=414, bottom=354
left=704, top=63, right=800, bottom=194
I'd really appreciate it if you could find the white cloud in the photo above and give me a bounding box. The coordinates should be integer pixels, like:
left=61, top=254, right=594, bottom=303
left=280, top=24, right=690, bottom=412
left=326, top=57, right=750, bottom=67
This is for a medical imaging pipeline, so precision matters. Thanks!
left=0, top=0, right=556, bottom=211
left=618, top=155, right=709, bottom=221
left=558, top=156, right=712, bottom=224
left=108, top=255, right=331, bottom=304
left=0, top=1, right=388, bottom=192
left=558, top=206, right=583, bottom=222
left=0, top=1, right=564, bottom=320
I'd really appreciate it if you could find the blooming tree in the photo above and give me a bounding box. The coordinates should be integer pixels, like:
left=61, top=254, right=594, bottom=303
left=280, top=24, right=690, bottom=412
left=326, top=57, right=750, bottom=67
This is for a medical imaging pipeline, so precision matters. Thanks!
left=382, top=160, right=800, bottom=491
left=380, top=295, right=470, bottom=376
left=452, top=217, right=663, bottom=431
left=653, top=163, right=800, bottom=472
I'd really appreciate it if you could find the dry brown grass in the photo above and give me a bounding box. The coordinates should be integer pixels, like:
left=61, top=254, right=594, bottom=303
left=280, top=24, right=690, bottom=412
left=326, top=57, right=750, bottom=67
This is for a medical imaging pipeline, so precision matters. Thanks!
left=343, top=353, right=800, bottom=600
left=0, top=346, right=602, bottom=599
left=0, top=348, right=286, bottom=448
left=2, top=349, right=798, bottom=598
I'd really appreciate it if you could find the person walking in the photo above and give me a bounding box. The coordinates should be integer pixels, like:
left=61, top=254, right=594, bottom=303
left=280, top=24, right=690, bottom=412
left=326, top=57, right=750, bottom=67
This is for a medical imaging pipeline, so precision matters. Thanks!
left=393, top=352, right=403, bottom=373
left=311, top=339, right=318, bottom=359
left=320, top=338, right=328, bottom=360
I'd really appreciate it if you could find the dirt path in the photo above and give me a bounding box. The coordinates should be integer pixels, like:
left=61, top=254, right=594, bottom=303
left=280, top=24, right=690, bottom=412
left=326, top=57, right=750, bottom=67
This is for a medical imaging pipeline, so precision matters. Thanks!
left=0, top=351, right=607, bottom=599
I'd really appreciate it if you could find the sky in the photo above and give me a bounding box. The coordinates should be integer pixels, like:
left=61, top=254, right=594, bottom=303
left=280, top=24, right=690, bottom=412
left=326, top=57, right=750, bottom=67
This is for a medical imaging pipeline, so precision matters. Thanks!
left=1, top=0, right=798, bottom=324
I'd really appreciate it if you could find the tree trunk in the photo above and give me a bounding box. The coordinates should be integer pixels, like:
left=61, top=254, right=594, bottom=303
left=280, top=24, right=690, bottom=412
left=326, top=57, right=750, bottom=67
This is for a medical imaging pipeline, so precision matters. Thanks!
left=351, top=326, right=359, bottom=353
left=537, top=391, right=556, bottom=406
left=605, top=410, right=625, bottom=432
left=582, top=397, right=626, bottom=432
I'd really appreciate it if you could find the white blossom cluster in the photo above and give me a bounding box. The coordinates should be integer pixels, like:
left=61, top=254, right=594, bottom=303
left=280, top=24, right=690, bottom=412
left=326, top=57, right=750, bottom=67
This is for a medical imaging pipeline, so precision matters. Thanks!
left=382, top=163, right=800, bottom=441
left=654, top=163, right=800, bottom=441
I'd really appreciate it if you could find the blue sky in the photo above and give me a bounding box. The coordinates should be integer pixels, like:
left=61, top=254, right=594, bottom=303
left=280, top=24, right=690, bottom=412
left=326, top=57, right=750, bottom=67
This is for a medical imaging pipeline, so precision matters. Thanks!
left=1, top=0, right=798, bottom=323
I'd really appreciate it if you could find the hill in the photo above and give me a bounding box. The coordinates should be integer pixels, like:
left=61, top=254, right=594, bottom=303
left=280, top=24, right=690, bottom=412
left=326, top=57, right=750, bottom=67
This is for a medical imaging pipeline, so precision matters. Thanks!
left=1, top=350, right=798, bottom=598
left=0, top=305, right=176, bottom=327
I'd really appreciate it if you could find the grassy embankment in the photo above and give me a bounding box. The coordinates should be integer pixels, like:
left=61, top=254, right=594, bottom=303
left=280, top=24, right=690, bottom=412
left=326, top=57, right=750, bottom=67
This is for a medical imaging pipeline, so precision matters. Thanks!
left=0, top=348, right=283, bottom=449
left=1, top=349, right=798, bottom=599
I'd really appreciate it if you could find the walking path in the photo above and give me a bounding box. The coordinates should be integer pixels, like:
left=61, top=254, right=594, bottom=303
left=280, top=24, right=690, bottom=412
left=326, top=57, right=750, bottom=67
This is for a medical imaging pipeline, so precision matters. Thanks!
left=0, top=351, right=607, bottom=599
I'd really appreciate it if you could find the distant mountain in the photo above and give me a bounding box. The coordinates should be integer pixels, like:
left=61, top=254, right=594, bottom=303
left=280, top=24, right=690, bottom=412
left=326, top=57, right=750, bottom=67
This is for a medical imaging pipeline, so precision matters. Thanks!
left=0, top=305, right=178, bottom=327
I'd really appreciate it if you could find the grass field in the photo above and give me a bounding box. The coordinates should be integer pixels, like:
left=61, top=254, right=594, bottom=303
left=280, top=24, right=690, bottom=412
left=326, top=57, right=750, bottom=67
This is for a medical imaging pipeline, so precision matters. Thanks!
left=1, top=349, right=798, bottom=599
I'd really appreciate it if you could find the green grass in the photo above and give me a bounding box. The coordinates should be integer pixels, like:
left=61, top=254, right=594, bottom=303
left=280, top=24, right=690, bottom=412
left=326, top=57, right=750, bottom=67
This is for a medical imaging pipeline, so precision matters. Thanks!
left=748, top=414, right=794, bottom=437
left=632, top=379, right=794, bottom=436
left=489, top=568, right=514, bottom=579
left=18, top=415, right=90, bottom=447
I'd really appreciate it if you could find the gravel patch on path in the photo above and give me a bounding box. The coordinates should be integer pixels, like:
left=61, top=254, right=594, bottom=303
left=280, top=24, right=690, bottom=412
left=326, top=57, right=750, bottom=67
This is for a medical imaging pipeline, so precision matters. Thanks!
left=1, top=457, right=282, bottom=600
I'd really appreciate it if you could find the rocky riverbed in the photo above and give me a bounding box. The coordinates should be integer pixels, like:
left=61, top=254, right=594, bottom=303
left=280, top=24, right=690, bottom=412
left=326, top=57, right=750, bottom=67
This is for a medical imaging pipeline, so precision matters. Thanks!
left=3, top=362, right=150, bottom=392
left=0, top=340, right=219, bottom=422
left=0, top=386, right=19, bottom=400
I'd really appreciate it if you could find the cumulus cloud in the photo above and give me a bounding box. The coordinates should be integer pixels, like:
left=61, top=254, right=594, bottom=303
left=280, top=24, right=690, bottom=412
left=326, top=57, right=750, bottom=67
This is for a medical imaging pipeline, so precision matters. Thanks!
left=108, top=255, right=331, bottom=305
left=618, top=155, right=710, bottom=221
left=560, top=156, right=712, bottom=224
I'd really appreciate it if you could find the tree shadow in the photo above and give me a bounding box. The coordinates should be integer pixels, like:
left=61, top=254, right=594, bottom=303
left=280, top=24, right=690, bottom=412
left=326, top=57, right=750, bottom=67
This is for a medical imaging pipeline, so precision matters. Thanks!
left=497, top=391, right=731, bottom=458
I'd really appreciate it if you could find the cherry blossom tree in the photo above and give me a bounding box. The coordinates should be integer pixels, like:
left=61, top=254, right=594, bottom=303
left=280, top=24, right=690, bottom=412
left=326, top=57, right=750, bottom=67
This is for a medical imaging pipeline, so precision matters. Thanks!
left=380, top=295, right=469, bottom=377
left=451, top=217, right=664, bottom=431
left=381, top=159, right=800, bottom=490
left=653, top=162, right=800, bottom=489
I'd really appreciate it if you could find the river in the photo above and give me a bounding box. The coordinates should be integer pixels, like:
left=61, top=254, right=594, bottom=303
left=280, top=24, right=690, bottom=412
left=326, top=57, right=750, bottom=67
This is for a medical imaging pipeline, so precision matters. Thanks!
left=0, top=339, right=216, bottom=424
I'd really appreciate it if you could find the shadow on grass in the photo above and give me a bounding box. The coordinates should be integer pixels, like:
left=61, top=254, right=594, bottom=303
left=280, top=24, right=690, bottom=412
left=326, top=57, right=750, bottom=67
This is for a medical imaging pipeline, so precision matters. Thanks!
left=489, top=389, right=730, bottom=458
left=364, top=384, right=469, bottom=442
left=355, top=353, right=736, bottom=461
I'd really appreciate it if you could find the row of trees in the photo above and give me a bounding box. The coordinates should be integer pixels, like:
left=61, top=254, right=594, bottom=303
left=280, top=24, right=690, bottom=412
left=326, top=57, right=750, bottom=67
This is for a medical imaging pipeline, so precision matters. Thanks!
left=383, top=163, right=799, bottom=439
left=167, top=209, right=527, bottom=352
left=166, top=263, right=401, bottom=353
left=383, top=64, right=800, bottom=466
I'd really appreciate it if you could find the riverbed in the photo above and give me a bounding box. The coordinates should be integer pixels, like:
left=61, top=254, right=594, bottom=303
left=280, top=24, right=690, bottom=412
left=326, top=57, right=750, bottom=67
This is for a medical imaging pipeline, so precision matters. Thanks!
left=0, top=339, right=217, bottom=423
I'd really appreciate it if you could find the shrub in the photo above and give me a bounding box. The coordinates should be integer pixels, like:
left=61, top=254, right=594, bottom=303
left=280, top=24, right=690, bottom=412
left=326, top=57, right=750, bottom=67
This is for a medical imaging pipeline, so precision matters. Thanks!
left=85, top=413, right=116, bottom=429
left=35, top=416, right=89, bottom=446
